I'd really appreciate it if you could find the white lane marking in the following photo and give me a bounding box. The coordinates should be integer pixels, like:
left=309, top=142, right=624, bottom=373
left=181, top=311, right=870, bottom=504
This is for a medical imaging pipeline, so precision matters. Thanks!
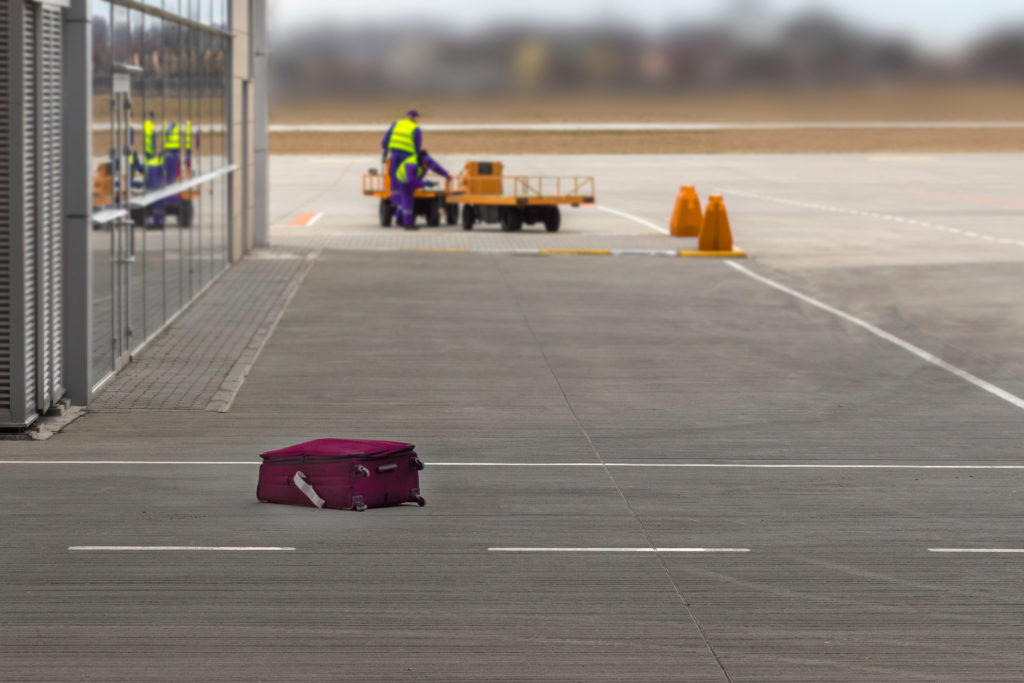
left=488, top=547, right=750, bottom=553
left=0, top=461, right=260, bottom=465
left=306, top=212, right=324, bottom=227
left=4, top=461, right=1024, bottom=469
left=69, top=546, right=295, bottom=551
left=267, top=121, right=1024, bottom=133
left=596, top=205, right=670, bottom=234
left=929, top=549, right=1024, bottom=554
left=722, top=188, right=1017, bottom=247
left=611, top=249, right=678, bottom=256
left=727, top=261, right=1024, bottom=412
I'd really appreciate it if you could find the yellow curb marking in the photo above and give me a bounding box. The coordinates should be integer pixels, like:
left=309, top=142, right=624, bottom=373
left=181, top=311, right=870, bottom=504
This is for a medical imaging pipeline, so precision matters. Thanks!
left=538, top=249, right=613, bottom=256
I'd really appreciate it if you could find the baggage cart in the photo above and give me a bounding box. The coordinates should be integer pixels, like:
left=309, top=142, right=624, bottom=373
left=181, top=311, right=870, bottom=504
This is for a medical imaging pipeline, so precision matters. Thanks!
left=446, top=161, right=596, bottom=232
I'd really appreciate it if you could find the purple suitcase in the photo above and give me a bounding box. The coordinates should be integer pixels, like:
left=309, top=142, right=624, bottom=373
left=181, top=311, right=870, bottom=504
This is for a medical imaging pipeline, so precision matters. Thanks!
left=257, top=439, right=425, bottom=511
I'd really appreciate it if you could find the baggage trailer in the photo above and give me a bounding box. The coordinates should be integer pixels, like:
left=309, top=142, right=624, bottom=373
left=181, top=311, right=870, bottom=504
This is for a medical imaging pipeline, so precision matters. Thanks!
left=447, top=161, right=596, bottom=232
left=362, top=159, right=459, bottom=228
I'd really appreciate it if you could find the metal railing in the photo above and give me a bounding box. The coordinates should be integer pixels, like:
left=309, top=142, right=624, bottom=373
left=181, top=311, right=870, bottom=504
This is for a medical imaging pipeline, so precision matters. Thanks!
left=454, top=174, right=595, bottom=198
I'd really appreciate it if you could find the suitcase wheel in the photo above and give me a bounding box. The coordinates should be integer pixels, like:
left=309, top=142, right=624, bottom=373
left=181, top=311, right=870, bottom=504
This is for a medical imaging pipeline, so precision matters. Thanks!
left=352, top=495, right=367, bottom=512
left=410, top=457, right=425, bottom=471
left=415, top=495, right=426, bottom=507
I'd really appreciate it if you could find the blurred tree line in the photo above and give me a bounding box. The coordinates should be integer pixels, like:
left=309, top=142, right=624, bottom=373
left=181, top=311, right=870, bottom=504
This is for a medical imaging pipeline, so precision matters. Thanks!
left=269, top=9, right=1024, bottom=97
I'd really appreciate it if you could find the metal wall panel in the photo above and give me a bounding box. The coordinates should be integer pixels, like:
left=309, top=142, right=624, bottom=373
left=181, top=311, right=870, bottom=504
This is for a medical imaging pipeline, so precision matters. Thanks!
left=0, top=1, right=66, bottom=427
left=36, top=5, right=64, bottom=410
left=22, top=0, right=38, bottom=415
left=0, top=0, right=12, bottom=421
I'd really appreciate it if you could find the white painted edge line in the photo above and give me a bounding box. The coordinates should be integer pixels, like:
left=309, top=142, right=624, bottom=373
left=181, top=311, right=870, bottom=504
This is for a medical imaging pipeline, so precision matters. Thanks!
left=611, top=248, right=678, bottom=257
left=4, top=461, right=1024, bottom=469
left=69, top=546, right=295, bottom=551
left=206, top=250, right=321, bottom=413
left=725, top=261, right=1024, bottom=413
left=929, top=549, right=1024, bottom=554
left=267, top=121, right=1024, bottom=133
left=721, top=188, right=1017, bottom=248
left=595, top=205, right=670, bottom=235
left=489, top=547, right=750, bottom=553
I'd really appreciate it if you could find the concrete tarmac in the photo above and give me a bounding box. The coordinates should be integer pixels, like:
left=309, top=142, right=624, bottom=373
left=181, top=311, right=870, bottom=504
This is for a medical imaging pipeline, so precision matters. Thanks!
left=2, top=154, right=1024, bottom=681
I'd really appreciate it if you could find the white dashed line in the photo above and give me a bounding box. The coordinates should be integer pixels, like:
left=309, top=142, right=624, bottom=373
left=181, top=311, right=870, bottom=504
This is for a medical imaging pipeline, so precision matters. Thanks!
left=69, top=546, right=295, bottom=551
left=929, top=549, right=1024, bottom=554
left=488, top=547, right=750, bottom=553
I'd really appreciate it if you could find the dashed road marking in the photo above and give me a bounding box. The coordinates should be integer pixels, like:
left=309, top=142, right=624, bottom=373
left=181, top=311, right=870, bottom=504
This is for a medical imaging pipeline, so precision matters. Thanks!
left=929, top=549, right=1024, bottom=554
left=69, top=546, right=295, bottom=551
left=488, top=547, right=750, bottom=553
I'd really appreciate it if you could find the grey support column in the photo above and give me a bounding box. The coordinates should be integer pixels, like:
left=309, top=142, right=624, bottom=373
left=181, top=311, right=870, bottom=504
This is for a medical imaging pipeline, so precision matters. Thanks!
left=252, top=0, right=269, bottom=247
left=62, top=0, right=92, bottom=405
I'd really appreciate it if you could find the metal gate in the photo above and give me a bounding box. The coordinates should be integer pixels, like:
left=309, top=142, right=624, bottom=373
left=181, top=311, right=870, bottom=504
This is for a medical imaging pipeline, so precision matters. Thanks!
left=106, top=72, right=136, bottom=374
left=0, top=0, right=66, bottom=428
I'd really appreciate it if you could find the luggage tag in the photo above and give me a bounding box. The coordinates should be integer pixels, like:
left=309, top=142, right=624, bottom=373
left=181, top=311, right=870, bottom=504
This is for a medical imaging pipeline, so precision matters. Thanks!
left=293, top=471, right=325, bottom=509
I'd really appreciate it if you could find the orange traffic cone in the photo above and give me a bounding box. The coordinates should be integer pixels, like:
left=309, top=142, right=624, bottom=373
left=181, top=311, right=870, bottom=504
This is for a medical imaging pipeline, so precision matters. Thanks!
left=669, top=186, right=703, bottom=237
left=698, top=195, right=734, bottom=252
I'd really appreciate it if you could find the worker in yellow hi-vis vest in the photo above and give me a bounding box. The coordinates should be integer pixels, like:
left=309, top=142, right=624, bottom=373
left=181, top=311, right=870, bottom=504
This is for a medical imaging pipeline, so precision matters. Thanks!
left=381, top=110, right=423, bottom=229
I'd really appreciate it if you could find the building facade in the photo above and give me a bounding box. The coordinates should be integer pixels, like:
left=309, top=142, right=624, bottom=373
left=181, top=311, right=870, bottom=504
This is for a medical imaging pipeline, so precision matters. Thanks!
left=0, top=0, right=268, bottom=428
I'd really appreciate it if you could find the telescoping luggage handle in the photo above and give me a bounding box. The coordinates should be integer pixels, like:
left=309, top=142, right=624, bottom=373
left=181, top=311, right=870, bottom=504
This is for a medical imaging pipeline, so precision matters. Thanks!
left=353, top=457, right=424, bottom=478
left=293, top=471, right=325, bottom=509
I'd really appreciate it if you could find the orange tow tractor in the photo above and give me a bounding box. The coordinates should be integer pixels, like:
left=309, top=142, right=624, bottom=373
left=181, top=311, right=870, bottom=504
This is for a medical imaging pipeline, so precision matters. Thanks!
left=447, top=161, right=595, bottom=232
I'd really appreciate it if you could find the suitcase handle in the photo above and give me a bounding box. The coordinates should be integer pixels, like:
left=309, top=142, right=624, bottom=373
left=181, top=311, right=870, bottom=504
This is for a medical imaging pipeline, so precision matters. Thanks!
left=354, top=465, right=370, bottom=478
left=293, top=471, right=325, bottom=509
left=377, top=463, right=397, bottom=473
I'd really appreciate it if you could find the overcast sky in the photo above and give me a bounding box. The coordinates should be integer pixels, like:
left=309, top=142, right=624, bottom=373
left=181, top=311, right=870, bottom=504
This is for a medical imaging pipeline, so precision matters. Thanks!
left=271, top=0, right=1024, bottom=52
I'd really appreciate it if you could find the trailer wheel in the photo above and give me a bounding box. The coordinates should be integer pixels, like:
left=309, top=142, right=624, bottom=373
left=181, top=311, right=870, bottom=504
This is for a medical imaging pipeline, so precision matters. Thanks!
left=379, top=199, right=394, bottom=227
left=462, top=205, right=476, bottom=231
left=544, top=207, right=561, bottom=232
left=445, top=203, right=459, bottom=225
left=179, top=199, right=194, bottom=228
left=501, top=208, right=523, bottom=232
left=426, top=199, right=441, bottom=227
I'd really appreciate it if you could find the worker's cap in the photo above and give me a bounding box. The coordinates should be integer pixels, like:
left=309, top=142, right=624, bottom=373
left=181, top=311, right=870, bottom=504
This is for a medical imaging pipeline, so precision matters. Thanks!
left=407, top=110, right=420, bottom=118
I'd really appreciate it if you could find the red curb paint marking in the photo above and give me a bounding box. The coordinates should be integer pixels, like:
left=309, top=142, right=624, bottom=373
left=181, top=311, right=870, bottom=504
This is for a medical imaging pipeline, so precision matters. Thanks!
left=905, top=189, right=1024, bottom=208
left=289, top=212, right=320, bottom=227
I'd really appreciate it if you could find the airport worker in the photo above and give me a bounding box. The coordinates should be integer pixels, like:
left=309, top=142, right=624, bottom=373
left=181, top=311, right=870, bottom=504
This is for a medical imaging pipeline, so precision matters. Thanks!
left=392, top=149, right=450, bottom=229
left=141, top=112, right=167, bottom=227
left=163, top=120, right=182, bottom=181
left=382, top=110, right=423, bottom=216
left=410, top=150, right=451, bottom=189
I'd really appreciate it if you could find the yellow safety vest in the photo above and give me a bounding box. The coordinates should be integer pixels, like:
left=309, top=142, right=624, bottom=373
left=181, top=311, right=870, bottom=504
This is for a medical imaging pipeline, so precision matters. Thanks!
left=185, top=121, right=192, bottom=150
left=395, top=154, right=419, bottom=183
left=387, top=118, right=419, bottom=155
left=144, top=119, right=157, bottom=157
left=164, top=122, right=181, bottom=151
